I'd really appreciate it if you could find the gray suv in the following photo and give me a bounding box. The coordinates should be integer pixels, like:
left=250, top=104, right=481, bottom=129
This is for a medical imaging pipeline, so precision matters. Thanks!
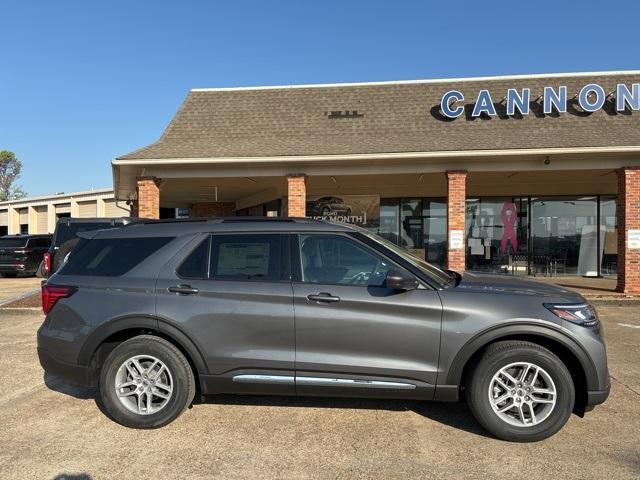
left=37, top=218, right=609, bottom=441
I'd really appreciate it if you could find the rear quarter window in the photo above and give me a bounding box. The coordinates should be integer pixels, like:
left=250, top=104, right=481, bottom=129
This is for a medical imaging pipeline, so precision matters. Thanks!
left=59, top=237, right=173, bottom=276
left=0, top=238, right=27, bottom=248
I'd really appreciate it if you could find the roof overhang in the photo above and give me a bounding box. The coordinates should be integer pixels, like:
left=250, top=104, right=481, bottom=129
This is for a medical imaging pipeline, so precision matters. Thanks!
left=112, top=145, right=640, bottom=201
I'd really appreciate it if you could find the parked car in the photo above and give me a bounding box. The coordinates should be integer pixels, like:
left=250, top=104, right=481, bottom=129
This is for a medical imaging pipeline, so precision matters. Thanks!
left=306, top=196, right=352, bottom=217
left=0, top=234, right=51, bottom=277
left=37, top=218, right=609, bottom=441
left=43, top=217, right=135, bottom=277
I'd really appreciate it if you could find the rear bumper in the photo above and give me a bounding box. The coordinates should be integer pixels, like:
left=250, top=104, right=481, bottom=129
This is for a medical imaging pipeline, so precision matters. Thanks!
left=37, top=347, right=92, bottom=387
left=0, top=264, right=26, bottom=272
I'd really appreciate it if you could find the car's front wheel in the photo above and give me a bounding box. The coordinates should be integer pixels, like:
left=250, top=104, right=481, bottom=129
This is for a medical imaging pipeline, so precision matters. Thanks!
left=99, top=335, right=195, bottom=428
left=466, top=340, right=575, bottom=442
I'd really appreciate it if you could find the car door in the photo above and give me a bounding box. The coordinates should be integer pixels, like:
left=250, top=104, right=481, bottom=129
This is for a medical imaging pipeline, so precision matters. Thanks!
left=156, top=232, right=295, bottom=395
left=292, top=233, right=443, bottom=399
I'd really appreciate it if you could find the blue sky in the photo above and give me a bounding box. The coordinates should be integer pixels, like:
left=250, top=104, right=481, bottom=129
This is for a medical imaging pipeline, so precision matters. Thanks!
left=1, top=0, right=638, bottom=196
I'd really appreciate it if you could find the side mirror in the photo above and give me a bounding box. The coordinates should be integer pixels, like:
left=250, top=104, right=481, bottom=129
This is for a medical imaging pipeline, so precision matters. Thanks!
left=384, top=269, right=419, bottom=291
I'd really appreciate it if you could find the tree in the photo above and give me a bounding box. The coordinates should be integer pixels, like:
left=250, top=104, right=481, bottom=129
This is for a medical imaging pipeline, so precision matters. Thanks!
left=0, top=151, right=27, bottom=201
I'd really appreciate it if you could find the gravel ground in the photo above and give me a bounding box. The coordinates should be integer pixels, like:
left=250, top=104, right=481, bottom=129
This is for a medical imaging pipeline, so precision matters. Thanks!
left=0, top=303, right=638, bottom=479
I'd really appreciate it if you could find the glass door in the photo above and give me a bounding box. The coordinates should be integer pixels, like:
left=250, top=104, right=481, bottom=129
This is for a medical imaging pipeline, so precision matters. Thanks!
left=530, top=197, right=597, bottom=276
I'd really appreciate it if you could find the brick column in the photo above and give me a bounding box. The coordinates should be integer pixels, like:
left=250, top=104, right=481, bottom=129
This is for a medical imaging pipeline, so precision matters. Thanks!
left=136, top=177, right=160, bottom=219
left=616, top=167, right=640, bottom=294
left=189, top=202, right=236, bottom=217
left=446, top=170, right=467, bottom=271
left=287, top=174, right=307, bottom=218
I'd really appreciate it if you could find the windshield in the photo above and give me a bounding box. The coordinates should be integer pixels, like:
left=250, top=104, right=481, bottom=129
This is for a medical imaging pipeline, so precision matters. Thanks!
left=55, top=222, right=115, bottom=245
left=362, top=231, right=455, bottom=288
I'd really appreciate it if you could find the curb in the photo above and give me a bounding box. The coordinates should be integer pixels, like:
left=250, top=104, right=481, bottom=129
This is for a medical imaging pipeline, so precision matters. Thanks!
left=0, top=289, right=40, bottom=308
left=0, top=307, right=42, bottom=316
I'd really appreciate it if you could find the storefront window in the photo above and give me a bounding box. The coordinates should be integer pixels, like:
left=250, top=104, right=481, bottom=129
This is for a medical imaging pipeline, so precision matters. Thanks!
left=600, top=196, right=617, bottom=276
left=531, top=197, right=597, bottom=276
left=466, top=197, right=529, bottom=275
left=400, top=199, right=423, bottom=255
left=423, top=199, right=447, bottom=267
left=379, top=199, right=400, bottom=245
left=376, top=197, right=447, bottom=268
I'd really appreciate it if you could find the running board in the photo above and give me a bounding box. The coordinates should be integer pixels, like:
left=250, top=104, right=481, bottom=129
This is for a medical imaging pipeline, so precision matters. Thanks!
left=232, top=374, right=416, bottom=390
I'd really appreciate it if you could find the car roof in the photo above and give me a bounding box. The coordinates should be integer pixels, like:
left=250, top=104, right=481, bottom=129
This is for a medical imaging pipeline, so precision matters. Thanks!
left=89, top=217, right=360, bottom=239
left=55, top=217, right=134, bottom=224
left=0, top=234, right=52, bottom=238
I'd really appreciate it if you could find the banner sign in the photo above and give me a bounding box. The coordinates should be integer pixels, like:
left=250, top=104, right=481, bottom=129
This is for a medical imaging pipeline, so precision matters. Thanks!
left=306, top=195, right=379, bottom=228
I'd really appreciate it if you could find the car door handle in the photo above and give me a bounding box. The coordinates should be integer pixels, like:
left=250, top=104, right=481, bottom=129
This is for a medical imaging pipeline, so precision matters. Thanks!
left=307, top=292, right=340, bottom=303
left=168, top=285, right=199, bottom=295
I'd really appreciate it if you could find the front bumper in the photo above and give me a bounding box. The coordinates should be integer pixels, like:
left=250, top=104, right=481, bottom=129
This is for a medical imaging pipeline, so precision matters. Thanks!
left=37, top=347, right=92, bottom=387
left=587, top=383, right=611, bottom=407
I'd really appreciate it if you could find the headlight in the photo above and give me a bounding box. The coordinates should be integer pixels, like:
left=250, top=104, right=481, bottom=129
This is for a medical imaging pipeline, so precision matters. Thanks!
left=544, top=303, right=599, bottom=327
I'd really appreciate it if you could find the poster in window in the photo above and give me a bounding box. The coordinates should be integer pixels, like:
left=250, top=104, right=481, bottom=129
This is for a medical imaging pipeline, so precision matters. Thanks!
left=305, top=195, right=380, bottom=228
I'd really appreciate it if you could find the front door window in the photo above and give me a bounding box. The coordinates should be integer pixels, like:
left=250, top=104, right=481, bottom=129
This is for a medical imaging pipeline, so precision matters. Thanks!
left=299, top=234, right=391, bottom=287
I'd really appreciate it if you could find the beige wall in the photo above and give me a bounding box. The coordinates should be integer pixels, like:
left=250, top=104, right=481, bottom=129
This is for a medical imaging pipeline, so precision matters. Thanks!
left=0, top=190, right=130, bottom=235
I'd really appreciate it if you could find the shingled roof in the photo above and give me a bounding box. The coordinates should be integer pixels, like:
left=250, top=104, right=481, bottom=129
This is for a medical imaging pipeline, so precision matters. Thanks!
left=117, top=71, right=640, bottom=161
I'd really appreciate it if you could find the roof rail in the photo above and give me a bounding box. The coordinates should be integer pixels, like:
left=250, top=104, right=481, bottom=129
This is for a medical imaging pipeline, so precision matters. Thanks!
left=126, top=216, right=320, bottom=226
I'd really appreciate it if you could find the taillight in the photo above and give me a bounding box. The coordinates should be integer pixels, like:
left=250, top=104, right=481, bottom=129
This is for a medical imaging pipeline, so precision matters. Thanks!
left=41, top=284, right=77, bottom=314
left=43, top=252, right=51, bottom=274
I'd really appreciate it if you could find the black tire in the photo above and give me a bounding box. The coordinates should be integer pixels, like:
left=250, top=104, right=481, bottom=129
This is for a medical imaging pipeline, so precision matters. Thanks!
left=99, top=335, right=196, bottom=429
left=466, top=340, right=575, bottom=442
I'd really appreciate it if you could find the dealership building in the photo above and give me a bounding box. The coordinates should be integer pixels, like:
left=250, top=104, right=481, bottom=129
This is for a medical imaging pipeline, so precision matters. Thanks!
left=113, top=71, right=640, bottom=293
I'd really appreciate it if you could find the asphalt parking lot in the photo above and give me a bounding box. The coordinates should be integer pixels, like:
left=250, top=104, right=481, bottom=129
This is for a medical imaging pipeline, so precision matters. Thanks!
left=0, top=295, right=638, bottom=479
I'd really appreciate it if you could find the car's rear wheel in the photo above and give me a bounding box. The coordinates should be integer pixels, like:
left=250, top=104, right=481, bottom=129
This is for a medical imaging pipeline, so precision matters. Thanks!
left=466, top=340, right=574, bottom=442
left=99, top=335, right=195, bottom=428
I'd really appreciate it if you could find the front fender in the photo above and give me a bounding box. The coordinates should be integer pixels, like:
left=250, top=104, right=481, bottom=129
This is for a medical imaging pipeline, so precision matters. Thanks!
left=442, top=322, right=598, bottom=391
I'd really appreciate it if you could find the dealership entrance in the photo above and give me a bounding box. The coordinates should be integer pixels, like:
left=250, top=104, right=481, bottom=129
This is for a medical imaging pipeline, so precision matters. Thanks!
left=112, top=71, right=640, bottom=292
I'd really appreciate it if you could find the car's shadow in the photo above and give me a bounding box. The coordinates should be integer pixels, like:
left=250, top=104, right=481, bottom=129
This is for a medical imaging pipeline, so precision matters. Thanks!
left=44, top=373, right=489, bottom=438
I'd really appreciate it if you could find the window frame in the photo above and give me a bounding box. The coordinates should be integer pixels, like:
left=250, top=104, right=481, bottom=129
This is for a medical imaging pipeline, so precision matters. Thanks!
left=176, top=232, right=291, bottom=283
left=291, top=232, right=420, bottom=288
left=175, top=235, right=212, bottom=280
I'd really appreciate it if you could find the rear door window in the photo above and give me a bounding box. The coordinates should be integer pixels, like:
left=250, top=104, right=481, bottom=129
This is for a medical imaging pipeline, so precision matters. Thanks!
left=177, top=237, right=210, bottom=279
left=209, top=234, right=285, bottom=281
left=59, top=237, right=173, bottom=276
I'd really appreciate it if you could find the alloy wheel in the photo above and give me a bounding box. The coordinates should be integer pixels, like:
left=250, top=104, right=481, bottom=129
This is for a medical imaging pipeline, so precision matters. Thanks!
left=488, top=362, right=557, bottom=427
left=114, top=355, right=173, bottom=415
